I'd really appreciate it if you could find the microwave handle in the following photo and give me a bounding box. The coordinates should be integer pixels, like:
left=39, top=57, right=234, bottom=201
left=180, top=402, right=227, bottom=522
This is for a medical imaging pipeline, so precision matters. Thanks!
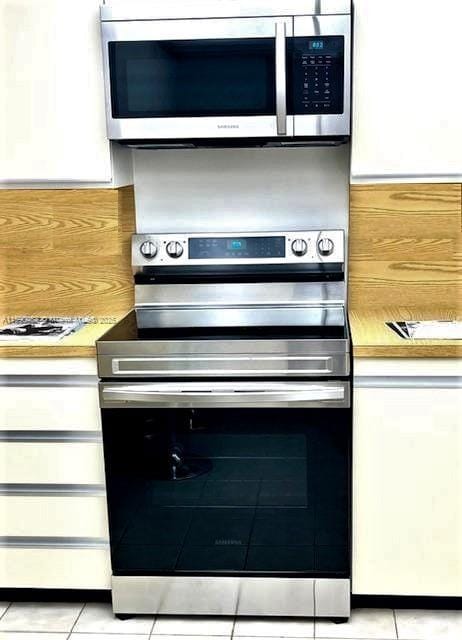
left=275, top=21, right=287, bottom=135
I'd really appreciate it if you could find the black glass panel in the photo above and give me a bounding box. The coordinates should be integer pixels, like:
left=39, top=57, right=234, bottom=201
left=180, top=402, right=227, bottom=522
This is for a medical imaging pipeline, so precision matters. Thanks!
left=189, top=236, right=285, bottom=260
left=97, top=310, right=346, bottom=342
left=109, top=39, right=276, bottom=118
left=288, top=36, right=344, bottom=115
left=102, top=407, right=351, bottom=578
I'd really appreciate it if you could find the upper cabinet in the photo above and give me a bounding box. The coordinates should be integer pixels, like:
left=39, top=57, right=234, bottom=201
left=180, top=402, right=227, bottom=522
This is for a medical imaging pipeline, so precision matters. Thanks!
left=351, top=0, right=462, bottom=182
left=0, top=0, right=119, bottom=184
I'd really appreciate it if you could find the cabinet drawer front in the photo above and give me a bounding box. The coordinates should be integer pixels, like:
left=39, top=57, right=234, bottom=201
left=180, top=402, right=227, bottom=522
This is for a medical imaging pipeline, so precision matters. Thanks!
left=0, top=495, right=108, bottom=538
left=0, top=442, right=105, bottom=484
left=0, top=547, right=110, bottom=589
left=0, top=387, right=100, bottom=430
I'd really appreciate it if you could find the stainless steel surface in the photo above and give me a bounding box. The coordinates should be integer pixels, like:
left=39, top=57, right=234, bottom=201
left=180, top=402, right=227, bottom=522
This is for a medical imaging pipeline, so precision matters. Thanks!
left=101, top=17, right=293, bottom=142
left=100, top=380, right=350, bottom=408
left=0, top=484, right=105, bottom=496
left=354, top=376, right=462, bottom=389
left=101, top=4, right=350, bottom=142
left=102, top=1, right=351, bottom=22
left=132, top=230, right=345, bottom=267
left=0, top=431, right=101, bottom=443
left=97, top=304, right=350, bottom=378
left=134, top=282, right=345, bottom=308
left=139, top=241, right=157, bottom=259
left=98, top=334, right=349, bottom=377
left=99, top=349, right=348, bottom=378
left=0, top=376, right=98, bottom=387
left=133, top=146, right=350, bottom=235
left=106, top=353, right=348, bottom=378
left=0, top=537, right=108, bottom=549
left=111, top=575, right=350, bottom=617
left=134, top=306, right=345, bottom=330
left=275, top=21, right=287, bottom=136
left=293, top=15, right=351, bottom=137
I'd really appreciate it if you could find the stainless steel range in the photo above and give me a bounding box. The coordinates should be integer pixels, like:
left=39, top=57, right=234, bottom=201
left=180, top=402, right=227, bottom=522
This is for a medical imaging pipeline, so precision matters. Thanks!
left=97, top=208, right=352, bottom=618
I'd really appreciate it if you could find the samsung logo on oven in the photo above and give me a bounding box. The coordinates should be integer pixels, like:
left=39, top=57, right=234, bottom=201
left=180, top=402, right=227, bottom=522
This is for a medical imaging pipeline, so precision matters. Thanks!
left=217, top=124, right=240, bottom=129
left=215, top=539, right=242, bottom=546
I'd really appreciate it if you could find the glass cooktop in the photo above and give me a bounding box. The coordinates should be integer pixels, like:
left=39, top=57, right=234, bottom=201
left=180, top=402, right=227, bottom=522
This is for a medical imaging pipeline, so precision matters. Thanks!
left=98, top=310, right=347, bottom=343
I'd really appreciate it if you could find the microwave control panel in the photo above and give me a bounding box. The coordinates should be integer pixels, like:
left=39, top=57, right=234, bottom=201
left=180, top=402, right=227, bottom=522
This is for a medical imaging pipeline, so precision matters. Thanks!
left=290, top=36, right=344, bottom=115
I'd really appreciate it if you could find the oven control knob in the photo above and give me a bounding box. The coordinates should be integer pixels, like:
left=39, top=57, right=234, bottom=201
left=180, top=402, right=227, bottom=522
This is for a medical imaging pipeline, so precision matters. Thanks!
left=139, top=240, right=157, bottom=259
left=291, top=239, right=308, bottom=257
left=317, top=237, right=334, bottom=257
left=166, top=240, right=184, bottom=259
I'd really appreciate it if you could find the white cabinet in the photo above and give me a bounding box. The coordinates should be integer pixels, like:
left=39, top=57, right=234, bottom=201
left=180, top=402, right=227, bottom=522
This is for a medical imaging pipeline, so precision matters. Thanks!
left=0, top=386, right=100, bottom=430
left=351, top=0, right=462, bottom=182
left=0, top=0, right=126, bottom=184
left=0, top=357, right=110, bottom=589
left=353, top=360, right=462, bottom=596
left=0, top=547, right=111, bottom=589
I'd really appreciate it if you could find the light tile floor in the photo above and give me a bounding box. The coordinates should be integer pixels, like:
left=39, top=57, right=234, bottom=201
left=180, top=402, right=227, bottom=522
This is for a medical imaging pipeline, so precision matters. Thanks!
left=0, top=603, right=461, bottom=640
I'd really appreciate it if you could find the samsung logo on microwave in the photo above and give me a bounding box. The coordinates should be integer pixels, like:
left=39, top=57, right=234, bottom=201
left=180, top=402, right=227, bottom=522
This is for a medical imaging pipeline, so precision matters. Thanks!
left=217, top=124, right=240, bottom=129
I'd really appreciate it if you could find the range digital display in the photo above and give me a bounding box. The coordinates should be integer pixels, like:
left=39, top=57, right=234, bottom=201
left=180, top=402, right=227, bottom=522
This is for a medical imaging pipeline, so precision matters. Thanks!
left=227, top=239, right=247, bottom=251
left=189, top=236, right=285, bottom=259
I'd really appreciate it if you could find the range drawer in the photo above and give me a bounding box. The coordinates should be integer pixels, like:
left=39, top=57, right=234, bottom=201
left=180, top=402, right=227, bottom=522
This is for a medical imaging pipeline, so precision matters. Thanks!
left=0, top=547, right=110, bottom=589
left=0, top=495, right=108, bottom=538
left=0, top=442, right=105, bottom=484
left=0, top=386, right=100, bottom=430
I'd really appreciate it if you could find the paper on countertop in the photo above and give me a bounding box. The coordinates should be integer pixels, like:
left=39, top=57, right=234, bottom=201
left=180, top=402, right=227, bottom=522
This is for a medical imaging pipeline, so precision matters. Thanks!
left=387, top=320, right=462, bottom=340
left=0, top=317, right=86, bottom=342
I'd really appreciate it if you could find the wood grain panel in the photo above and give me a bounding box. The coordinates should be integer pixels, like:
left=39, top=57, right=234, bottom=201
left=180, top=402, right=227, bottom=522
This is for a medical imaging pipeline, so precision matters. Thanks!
left=350, top=184, right=460, bottom=238
left=0, top=186, right=135, bottom=322
left=349, top=183, right=462, bottom=311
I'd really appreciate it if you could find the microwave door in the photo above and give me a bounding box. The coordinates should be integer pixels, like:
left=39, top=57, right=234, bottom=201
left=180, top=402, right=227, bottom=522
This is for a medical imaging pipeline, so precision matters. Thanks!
left=102, top=17, right=294, bottom=141
left=291, top=15, right=351, bottom=138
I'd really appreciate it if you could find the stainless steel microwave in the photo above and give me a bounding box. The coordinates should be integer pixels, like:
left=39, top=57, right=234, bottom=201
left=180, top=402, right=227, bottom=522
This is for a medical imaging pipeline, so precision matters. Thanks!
left=100, top=1, right=351, bottom=146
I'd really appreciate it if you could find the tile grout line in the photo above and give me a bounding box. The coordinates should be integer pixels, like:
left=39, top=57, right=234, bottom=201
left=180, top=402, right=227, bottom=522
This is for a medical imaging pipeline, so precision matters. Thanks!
left=392, top=607, right=399, bottom=639
left=66, top=602, right=87, bottom=640
left=0, top=602, right=12, bottom=623
left=230, top=614, right=237, bottom=639
left=148, top=611, right=157, bottom=638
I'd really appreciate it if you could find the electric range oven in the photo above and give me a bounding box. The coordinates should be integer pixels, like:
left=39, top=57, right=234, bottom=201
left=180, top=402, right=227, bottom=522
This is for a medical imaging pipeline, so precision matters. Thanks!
left=97, top=230, right=352, bottom=619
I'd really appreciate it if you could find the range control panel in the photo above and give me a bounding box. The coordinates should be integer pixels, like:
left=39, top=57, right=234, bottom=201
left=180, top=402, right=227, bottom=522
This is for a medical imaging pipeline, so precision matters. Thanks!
left=290, top=36, right=344, bottom=115
left=133, top=230, right=344, bottom=266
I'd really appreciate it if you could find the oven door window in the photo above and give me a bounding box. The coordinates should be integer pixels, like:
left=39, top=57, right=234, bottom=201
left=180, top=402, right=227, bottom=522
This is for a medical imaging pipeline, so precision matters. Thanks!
left=109, top=39, right=276, bottom=118
left=102, top=408, right=350, bottom=577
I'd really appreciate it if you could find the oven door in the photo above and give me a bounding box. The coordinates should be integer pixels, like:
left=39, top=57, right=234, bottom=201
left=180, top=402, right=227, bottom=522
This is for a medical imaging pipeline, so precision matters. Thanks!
left=102, top=17, right=293, bottom=140
left=100, top=380, right=351, bottom=587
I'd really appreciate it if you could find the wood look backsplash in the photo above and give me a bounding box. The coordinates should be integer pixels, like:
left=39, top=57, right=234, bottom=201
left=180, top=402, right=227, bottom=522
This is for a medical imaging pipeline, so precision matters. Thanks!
left=349, top=183, right=462, bottom=312
left=0, top=182, right=461, bottom=327
left=0, top=187, right=135, bottom=321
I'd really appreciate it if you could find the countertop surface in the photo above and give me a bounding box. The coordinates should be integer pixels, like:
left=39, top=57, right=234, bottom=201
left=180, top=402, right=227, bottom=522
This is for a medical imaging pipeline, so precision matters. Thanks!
left=350, top=307, right=462, bottom=358
left=0, top=308, right=460, bottom=359
left=0, top=321, right=114, bottom=358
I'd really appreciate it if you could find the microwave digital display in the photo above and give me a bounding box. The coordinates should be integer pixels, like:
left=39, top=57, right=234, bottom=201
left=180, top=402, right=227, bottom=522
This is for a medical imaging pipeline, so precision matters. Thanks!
left=309, top=40, right=325, bottom=50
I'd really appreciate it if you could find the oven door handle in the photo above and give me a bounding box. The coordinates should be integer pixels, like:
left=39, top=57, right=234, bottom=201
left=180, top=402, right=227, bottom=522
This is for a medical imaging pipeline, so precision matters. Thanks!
left=100, top=383, right=348, bottom=407
left=275, top=20, right=287, bottom=136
